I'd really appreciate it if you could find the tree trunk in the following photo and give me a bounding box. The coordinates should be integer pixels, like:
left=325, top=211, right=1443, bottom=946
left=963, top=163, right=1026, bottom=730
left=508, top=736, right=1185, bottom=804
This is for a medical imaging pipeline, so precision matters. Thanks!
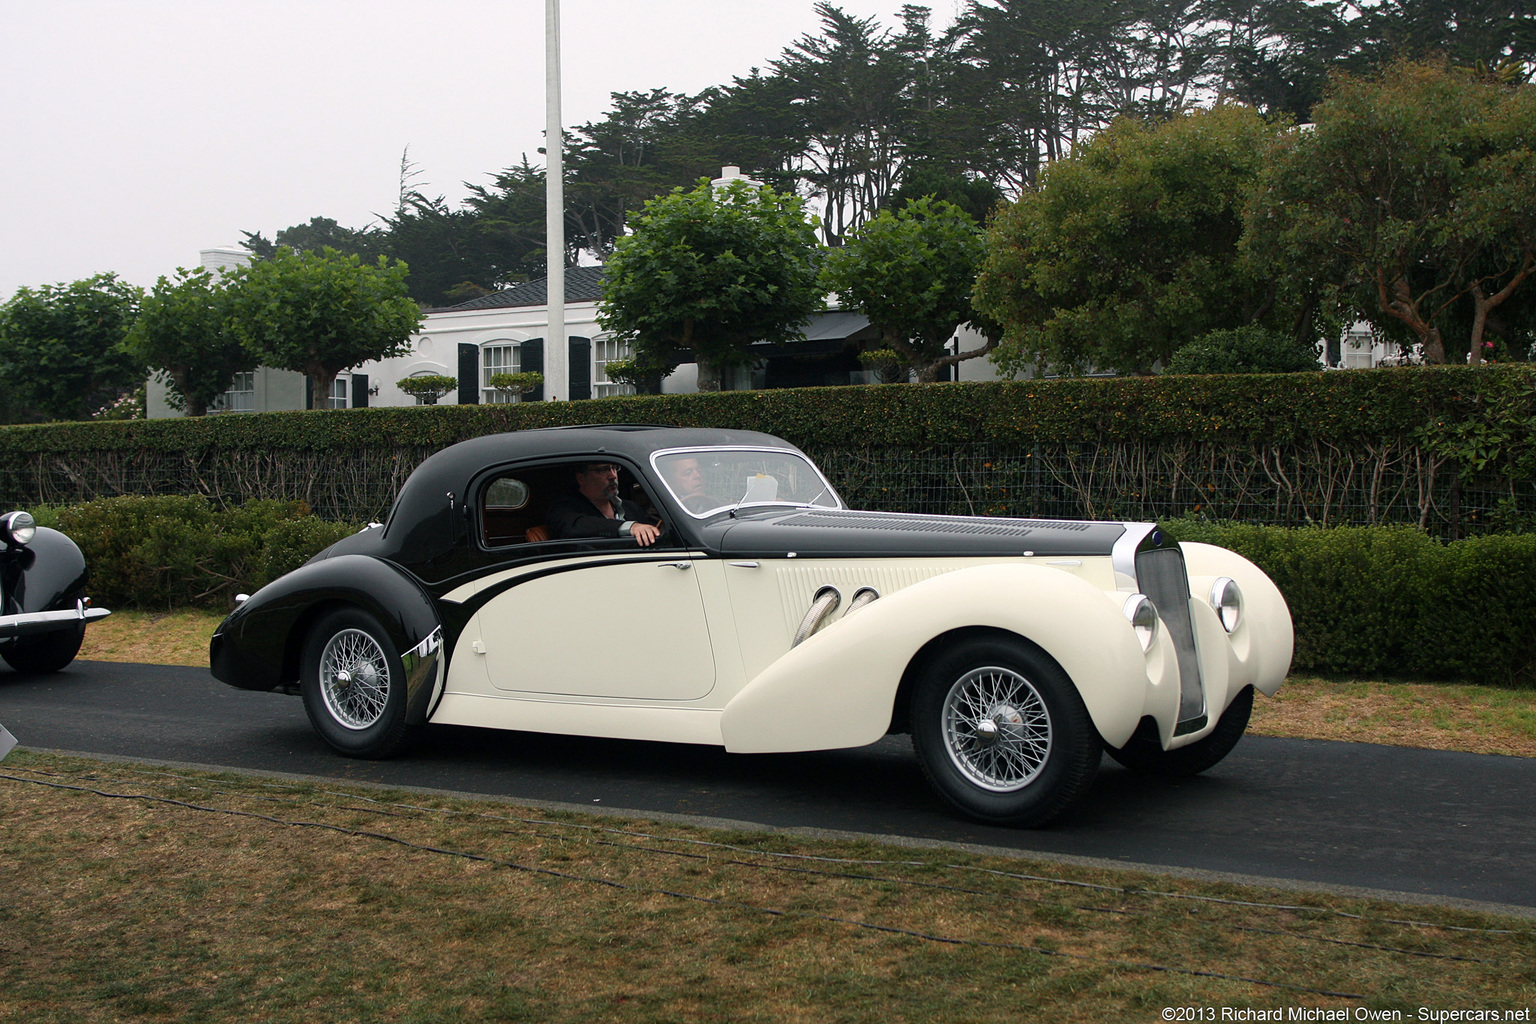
left=169, top=368, right=207, bottom=417
left=693, top=357, right=722, bottom=392
left=1468, top=258, right=1533, bottom=365
left=1379, top=272, right=1447, bottom=364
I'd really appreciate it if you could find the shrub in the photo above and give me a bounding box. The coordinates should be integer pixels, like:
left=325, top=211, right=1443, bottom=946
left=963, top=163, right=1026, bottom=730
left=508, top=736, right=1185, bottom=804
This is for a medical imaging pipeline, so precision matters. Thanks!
left=1166, top=519, right=1536, bottom=686
left=1165, top=325, right=1320, bottom=374
left=49, top=496, right=357, bottom=609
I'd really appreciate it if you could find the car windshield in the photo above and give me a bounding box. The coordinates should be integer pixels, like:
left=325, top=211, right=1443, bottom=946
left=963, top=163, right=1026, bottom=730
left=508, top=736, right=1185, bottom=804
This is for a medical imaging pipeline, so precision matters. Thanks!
left=653, top=448, right=842, bottom=518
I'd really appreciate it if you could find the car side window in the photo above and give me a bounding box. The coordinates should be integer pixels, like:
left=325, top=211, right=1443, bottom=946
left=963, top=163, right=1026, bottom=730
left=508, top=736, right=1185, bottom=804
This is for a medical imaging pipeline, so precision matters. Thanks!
left=480, top=473, right=540, bottom=547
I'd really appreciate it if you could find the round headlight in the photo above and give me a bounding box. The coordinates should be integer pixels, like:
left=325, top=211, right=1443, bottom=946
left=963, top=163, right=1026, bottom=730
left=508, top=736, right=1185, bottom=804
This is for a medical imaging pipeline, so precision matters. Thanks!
left=2, top=511, right=36, bottom=547
left=1123, top=593, right=1159, bottom=652
left=1210, top=577, right=1243, bottom=633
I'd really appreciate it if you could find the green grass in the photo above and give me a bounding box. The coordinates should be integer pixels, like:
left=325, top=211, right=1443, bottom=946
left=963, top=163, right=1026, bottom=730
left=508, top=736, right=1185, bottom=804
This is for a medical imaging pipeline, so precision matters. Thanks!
left=0, top=751, right=1532, bottom=1022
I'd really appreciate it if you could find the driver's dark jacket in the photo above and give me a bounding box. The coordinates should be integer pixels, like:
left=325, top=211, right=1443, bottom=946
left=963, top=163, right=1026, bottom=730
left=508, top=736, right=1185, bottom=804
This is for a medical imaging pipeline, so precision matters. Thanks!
left=544, top=490, right=650, bottom=540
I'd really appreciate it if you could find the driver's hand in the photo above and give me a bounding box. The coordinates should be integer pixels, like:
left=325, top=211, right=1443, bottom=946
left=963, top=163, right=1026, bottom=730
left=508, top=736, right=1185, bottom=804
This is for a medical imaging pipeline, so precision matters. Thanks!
left=631, top=522, right=661, bottom=547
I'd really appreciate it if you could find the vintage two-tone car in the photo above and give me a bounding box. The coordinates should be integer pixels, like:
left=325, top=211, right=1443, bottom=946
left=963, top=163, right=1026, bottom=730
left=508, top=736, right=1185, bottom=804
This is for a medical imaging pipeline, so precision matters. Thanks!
left=1, top=510, right=111, bottom=673
left=211, top=426, right=1292, bottom=826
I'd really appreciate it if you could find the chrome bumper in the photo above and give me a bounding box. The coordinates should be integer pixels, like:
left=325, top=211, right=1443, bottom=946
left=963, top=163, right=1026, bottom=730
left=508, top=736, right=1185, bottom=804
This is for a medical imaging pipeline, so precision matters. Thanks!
left=0, top=600, right=111, bottom=639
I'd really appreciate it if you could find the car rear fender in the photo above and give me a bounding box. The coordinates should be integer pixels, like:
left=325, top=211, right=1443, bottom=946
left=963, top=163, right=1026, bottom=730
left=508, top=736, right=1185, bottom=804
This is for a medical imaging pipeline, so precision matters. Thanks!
left=719, top=562, right=1151, bottom=754
left=209, top=554, right=445, bottom=724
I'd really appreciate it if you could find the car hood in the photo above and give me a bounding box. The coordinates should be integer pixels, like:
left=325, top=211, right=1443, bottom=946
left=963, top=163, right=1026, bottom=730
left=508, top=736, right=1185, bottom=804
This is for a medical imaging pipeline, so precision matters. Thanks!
left=706, top=508, right=1129, bottom=559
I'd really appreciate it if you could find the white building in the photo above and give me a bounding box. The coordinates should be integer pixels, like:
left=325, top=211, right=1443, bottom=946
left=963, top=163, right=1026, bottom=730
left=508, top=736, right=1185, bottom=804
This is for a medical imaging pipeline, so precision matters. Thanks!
left=147, top=253, right=1002, bottom=418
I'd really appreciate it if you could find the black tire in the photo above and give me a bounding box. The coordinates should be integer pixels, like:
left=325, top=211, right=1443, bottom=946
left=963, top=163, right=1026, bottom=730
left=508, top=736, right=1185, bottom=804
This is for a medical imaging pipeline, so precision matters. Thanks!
left=910, top=636, right=1102, bottom=827
left=300, top=608, right=418, bottom=759
left=1, top=624, right=85, bottom=674
left=1106, top=685, right=1254, bottom=776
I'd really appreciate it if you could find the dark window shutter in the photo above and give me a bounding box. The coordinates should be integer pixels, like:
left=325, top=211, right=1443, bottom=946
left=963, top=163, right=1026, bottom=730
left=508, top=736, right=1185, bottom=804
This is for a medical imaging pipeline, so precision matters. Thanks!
left=458, top=344, right=479, bottom=404
left=304, top=376, right=313, bottom=410
left=521, top=339, right=544, bottom=402
left=351, top=373, right=369, bottom=409
left=568, top=337, right=591, bottom=401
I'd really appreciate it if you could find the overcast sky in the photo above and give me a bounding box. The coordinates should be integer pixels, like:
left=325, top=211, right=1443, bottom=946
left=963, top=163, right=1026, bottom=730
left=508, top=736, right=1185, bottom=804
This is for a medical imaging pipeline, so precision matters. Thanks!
left=0, top=0, right=959, bottom=302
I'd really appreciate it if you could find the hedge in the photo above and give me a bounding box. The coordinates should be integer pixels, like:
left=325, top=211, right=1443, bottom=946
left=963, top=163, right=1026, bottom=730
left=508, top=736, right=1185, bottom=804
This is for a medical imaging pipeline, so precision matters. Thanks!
left=3, top=365, right=1535, bottom=532
left=32, top=497, right=358, bottom=610
left=1165, top=519, right=1536, bottom=687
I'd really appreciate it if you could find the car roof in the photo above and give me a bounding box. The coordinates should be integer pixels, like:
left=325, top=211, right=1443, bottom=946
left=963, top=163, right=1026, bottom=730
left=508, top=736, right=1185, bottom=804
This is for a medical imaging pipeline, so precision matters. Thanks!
left=385, top=424, right=803, bottom=535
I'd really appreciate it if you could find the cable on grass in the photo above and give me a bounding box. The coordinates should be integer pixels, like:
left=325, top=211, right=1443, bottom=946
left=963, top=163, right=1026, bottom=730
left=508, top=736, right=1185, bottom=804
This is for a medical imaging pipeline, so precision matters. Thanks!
left=1, top=770, right=1369, bottom=1001
left=14, top=760, right=1528, bottom=938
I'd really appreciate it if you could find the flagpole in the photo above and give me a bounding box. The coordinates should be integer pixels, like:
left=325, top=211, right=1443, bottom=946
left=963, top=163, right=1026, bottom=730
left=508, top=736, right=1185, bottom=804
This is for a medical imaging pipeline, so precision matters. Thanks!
left=545, top=0, right=567, bottom=402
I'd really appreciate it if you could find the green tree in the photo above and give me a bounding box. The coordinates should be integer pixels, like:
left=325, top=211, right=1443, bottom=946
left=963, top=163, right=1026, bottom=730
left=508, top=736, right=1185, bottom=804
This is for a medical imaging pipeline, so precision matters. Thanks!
left=381, top=192, right=506, bottom=308
left=241, top=216, right=383, bottom=262
left=224, top=247, right=423, bottom=404
left=1165, top=324, right=1320, bottom=373
left=975, top=103, right=1290, bottom=376
left=125, top=267, right=255, bottom=416
left=822, top=197, right=998, bottom=382
left=1244, top=61, right=1536, bottom=365
left=0, top=272, right=143, bottom=422
left=598, top=178, right=824, bottom=391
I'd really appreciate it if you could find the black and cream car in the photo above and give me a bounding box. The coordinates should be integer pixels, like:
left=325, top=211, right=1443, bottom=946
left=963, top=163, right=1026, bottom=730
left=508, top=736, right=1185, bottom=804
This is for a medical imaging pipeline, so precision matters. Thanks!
left=211, top=426, right=1293, bottom=826
left=1, top=510, right=111, bottom=674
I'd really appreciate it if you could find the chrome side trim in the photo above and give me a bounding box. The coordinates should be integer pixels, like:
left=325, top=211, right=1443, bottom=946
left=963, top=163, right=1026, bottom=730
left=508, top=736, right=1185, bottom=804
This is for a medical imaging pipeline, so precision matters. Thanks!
left=402, top=626, right=445, bottom=724
left=792, top=587, right=841, bottom=647
left=1111, top=523, right=1158, bottom=590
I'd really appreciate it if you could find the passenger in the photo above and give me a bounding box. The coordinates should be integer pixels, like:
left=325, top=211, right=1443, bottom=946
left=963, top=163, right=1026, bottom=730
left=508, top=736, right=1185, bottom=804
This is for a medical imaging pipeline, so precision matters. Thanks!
left=545, top=462, right=661, bottom=546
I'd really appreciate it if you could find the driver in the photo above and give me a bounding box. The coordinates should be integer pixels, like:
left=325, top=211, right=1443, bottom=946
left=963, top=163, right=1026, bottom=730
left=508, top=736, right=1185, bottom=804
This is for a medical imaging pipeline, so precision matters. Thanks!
left=545, top=462, right=661, bottom=546
left=665, top=455, right=714, bottom=513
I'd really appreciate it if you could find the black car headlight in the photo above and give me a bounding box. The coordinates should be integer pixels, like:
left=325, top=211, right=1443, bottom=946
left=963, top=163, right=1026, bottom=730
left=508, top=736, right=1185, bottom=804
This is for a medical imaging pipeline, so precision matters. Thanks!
left=1, top=511, right=36, bottom=548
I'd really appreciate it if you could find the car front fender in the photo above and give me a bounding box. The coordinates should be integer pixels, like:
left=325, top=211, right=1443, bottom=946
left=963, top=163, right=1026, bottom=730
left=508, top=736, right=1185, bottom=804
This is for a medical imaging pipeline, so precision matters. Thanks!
left=719, top=562, right=1153, bottom=754
left=1178, top=542, right=1293, bottom=699
left=210, top=554, right=445, bottom=724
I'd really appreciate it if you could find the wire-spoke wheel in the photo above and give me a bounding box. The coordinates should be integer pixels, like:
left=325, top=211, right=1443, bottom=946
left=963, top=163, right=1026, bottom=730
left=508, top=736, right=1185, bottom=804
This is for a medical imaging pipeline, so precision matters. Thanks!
left=941, top=666, right=1052, bottom=792
left=913, top=636, right=1101, bottom=827
left=318, top=628, right=391, bottom=730
left=301, top=608, right=417, bottom=759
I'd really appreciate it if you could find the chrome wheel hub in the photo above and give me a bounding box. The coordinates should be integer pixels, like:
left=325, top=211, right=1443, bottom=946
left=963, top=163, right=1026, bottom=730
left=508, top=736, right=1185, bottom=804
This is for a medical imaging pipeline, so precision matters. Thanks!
left=942, top=666, right=1051, bottom=792
left=319, top=629, right=389, bottom=730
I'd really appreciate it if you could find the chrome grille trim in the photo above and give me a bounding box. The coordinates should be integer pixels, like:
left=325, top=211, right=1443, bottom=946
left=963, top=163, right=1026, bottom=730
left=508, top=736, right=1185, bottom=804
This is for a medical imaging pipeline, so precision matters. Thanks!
left=1135, top=546, right=1206, bottom=726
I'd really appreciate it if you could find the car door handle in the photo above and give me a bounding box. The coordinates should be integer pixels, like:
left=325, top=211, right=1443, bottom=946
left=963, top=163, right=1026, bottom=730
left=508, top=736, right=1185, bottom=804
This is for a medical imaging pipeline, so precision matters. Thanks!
left=658, top=561, right=693, bottom=570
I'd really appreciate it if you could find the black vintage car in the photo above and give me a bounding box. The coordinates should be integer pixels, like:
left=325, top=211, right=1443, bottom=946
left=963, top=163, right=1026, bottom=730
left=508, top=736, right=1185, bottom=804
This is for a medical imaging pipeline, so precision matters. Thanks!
left=0, top=511, right=111, bottom=673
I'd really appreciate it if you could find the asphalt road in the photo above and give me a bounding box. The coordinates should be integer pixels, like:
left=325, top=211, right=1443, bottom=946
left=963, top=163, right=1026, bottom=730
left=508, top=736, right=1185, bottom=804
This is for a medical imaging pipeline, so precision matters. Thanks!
left=3, top=659, right=1533, bottom=914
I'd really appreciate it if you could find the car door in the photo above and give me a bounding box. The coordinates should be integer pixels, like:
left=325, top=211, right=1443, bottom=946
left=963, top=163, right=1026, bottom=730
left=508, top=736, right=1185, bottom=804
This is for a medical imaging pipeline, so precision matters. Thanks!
left=469, top=552, right=717, bottom=700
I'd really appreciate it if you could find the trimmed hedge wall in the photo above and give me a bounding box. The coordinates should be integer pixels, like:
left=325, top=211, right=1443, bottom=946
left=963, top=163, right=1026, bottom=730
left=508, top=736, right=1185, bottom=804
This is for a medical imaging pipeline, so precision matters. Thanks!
left=3, top=366, right=1534, bottom=533
left=1165, top=520, right=1536, bottom=687
left=2, top=364, right=1526, bottom=453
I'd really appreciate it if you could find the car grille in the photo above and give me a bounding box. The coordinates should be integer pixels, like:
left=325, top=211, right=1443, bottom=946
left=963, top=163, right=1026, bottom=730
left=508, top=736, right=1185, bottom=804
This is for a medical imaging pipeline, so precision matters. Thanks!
left=1135, top=546, right=1207, bottom=733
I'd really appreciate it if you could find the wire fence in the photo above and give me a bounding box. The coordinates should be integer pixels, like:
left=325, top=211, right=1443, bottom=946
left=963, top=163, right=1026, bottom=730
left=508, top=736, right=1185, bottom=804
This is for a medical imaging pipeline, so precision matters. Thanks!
left=0, top=438, right=1525, bottom=536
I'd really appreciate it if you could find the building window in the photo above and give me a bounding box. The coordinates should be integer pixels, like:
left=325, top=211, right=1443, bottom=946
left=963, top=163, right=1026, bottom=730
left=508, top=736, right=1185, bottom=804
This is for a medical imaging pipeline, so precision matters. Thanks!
left=213, top=371, right=255, bottom=414
left=328, top=374, right=350, bottom=409
left=482, top=343, right=520, bottom=404
left=592, top=337, right=634, bottom=398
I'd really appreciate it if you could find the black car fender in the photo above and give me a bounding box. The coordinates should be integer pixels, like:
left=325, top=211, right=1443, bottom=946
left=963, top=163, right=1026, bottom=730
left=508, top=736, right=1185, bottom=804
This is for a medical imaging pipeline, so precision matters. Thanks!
left=210, top=554, right=446, bottom=724
left=1, top=527, right=89, bottom=617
